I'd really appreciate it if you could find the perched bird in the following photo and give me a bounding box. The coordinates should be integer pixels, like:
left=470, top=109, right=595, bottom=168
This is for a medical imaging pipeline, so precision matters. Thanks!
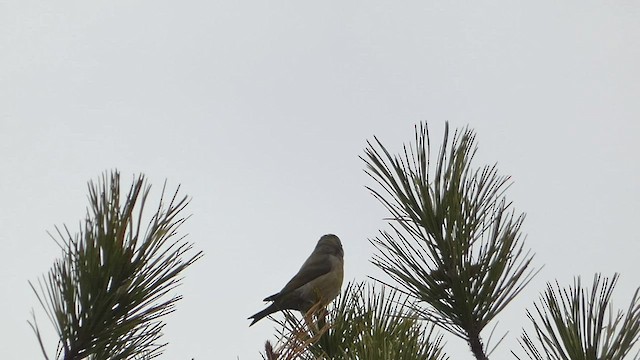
left=248, top=234, right=344, bottom=326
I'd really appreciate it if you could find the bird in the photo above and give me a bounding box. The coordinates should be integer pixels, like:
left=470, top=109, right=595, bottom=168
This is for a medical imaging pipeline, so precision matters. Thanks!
left=248, top=234, right=344, bottom=326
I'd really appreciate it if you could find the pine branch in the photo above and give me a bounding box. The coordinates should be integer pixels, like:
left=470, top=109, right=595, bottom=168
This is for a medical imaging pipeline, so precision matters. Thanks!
left=28, top=171, right=203, bottom=360
left=267, top=281, right=449, bottom=360
left=363, top=122, right=539, bottom=359
left=515, top=273, right=640, bottom=360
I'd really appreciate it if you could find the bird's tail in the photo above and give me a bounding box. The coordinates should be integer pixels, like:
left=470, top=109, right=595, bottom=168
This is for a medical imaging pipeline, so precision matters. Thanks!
left=248, top=303, right=278, bottom=326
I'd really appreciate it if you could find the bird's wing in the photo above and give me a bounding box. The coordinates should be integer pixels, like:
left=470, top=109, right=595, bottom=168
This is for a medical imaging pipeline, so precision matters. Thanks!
left=272, top=256, right=333, bottom=299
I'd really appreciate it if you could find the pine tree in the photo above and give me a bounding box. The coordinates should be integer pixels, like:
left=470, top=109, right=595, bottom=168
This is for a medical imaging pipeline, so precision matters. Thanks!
left=27, top=125, right=639, bottom=359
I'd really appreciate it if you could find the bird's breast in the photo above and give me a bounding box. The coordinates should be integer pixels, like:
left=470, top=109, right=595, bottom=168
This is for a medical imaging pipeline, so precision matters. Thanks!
left=298, top=256, right=344, bottom=305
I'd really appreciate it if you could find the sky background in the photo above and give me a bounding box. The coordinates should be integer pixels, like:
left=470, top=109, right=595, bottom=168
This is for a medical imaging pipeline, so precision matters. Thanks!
left=2, top=1, right=639, bottom=359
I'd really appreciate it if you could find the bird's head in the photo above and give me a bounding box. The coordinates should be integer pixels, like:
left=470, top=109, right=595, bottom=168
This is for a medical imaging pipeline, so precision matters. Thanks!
left=316, top=234, right=343, bottom=258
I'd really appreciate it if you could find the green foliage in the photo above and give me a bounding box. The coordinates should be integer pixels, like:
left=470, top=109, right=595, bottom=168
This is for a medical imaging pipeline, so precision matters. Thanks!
left=29, top=171, right=203, bottom=360
left=266, top=281, right=448, bottom=360
left=258, top=122, right=639, bottom=360
left=362, top=122, right=538, bottom=357
left=515, top=274, right=640, bottom=360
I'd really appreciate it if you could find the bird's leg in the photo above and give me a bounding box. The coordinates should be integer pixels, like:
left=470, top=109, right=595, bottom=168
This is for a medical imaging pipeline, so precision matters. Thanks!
left=302, top=308, right=319, bottom=335
left=302, top=301, right=330, bottom=336
left=315, top=306, right=328, bottom=331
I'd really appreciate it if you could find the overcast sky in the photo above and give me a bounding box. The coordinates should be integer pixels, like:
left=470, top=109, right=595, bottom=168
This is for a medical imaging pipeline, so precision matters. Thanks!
left=2, top=1, right=639, bottom=359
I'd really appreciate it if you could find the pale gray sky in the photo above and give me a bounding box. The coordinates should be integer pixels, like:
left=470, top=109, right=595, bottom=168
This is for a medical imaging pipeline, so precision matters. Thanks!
left=1, top=1, right=639, bottom=359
